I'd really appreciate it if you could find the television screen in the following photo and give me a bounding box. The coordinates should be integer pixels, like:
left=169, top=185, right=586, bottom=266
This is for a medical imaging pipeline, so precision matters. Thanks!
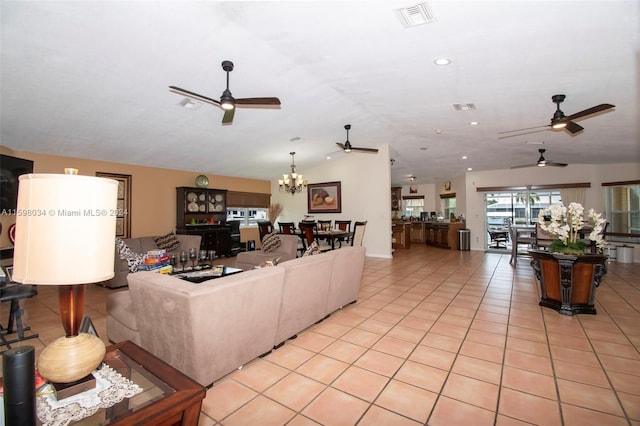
left=1, top=154, right=34, bottom=211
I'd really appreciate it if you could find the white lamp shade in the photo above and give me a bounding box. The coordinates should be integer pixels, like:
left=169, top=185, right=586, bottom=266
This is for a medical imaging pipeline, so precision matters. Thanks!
left=12, top=173, right=119, bottom=285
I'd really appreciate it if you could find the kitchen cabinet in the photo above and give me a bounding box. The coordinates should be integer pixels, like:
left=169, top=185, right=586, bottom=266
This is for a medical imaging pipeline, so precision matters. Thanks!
left=424, top=222, right=465, bottom=249
left=392, top=223, right=411, bottom=249
left=410, top=222, right=425, bottom=243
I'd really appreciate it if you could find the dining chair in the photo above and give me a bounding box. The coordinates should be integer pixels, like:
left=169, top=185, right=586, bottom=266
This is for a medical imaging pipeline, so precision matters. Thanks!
left=534, top=222, right=554, bottom=251
left=351, top=221, right=367, bottom=246
left=299, top=222, right=332, bottom=252
left=317, top=220, right=332, bottom=232
left=509, top=225, right=535, bottom=265
left=278, top=222, right=296, bottom=234
left=334, top=220, right=352, bottom=248
left=279, top=222, right=305, bottom=256
left=257, top=221, right=274, bottom=241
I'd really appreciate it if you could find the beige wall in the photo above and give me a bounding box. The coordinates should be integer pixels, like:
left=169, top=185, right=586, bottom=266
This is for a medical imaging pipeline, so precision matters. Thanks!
left=0, top=146, right=269, bottom=247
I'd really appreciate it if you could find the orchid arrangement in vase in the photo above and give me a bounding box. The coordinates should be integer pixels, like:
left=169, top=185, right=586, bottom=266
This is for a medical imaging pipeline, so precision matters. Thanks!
left=537, top=202, right=607, bottom=255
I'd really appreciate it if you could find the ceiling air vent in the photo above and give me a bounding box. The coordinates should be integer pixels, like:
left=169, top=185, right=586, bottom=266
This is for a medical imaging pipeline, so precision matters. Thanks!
left=178, top=98, right=202, bottom=110
left=453, top=103, right=476, bottom=111
left=394, top=2, right=437, bottom=28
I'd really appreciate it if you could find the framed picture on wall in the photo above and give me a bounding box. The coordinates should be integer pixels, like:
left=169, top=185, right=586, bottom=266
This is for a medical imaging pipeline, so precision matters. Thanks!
left=307, top=181, right=341, bottom=214
left=96, top=172, right=131, bottom=238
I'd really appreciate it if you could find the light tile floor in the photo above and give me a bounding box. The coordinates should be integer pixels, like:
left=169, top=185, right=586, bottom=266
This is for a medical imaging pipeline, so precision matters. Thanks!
left=2, top=244, right=639, bottom=425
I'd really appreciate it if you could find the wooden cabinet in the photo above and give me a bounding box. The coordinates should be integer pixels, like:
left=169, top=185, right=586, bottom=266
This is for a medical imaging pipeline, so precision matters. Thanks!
left=410, top=222, right=425, bottom=243
left=392, top=223, right=411, bottom=249
left=425, top=222, right=465, bottom=249
left=176, top=187, right=232, bottom=256
left=176, top=186, right=228, bottom=226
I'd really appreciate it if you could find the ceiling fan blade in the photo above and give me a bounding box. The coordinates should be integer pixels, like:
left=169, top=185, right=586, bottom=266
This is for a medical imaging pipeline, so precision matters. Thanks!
left=497, top=128, right=549, bottom=140
left=566, top=103, right=615, bottom=121
left=498, top=125, right=550, bottom=135
left=352, top=147, right=379, bottom=153
left=510, top=164, right=537, bottom=169
left=336, top=142, right=347, bottom=150
left=222, top=108, right=235, bottom=125
left=564, top=121, right=584, bottom=134
left=546, top=162, right=568, bottom=167
left=169, top=86, right=221, bottom=107
left=235, top=97, right=281, bottom=107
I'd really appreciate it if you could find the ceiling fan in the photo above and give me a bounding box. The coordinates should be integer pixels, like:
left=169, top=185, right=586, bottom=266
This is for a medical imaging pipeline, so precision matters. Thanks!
left=499, top=94, right=614, bottom=138
left=169, top=60, right=281, bottom=125
left=510, top=149, right=568, bottom=169
left=336, top=124, right=378, bottom=153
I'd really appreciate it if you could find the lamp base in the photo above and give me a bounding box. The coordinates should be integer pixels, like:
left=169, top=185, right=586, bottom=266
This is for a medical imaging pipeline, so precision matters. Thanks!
left=37, top=333, right=105, bottom=383
left=51, top=373, right=97, bottom=400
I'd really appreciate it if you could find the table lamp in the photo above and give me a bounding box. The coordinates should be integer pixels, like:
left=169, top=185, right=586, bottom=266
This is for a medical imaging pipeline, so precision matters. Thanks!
left=12, top=169, right=118, bottom=384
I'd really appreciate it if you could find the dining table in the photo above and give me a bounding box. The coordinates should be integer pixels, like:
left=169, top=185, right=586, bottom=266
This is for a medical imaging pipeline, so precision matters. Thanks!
left=282, top=229, right=352, bottom=250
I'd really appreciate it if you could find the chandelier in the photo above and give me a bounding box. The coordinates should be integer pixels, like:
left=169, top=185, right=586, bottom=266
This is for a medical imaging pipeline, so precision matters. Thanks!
left=278, top=152, right=307, bottom=195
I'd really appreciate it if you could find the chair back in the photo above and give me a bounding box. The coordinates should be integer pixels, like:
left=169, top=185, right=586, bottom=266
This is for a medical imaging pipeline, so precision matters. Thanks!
left=335, top=220, right=351, bottom=233
left=298, top=222, right=318, bottom=247
left=535, top=222, right=554, bottom=250
left=351, top=221, right=367, bottom=246
left=318, top=220, right=332, bottom=231
left=258, top=221, right=274, bottom=241
left=278, top=222, right=296, bottom=234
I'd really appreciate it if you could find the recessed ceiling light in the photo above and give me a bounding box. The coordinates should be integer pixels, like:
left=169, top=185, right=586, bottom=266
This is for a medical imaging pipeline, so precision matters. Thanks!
left=435, top=129, right=442, bottom=134
left=469, top=121, right=479, bottom=126
left=467, top=167, right=473, bottom=171
left=434, top=58, right=451, bottom=66
left=525, top=140, right=545, bottom=145
left=325, top=155, right=332, bottom=160
left=462, top=156, right=467, bottom=160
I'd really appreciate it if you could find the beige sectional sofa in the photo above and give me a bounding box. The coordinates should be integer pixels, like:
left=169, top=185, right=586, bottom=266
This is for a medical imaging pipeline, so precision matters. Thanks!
left=235, top=234, right=300, bottom=270
left=106, top=245, right=366, bottom=387
left=100, top=234, right=202, bottom=289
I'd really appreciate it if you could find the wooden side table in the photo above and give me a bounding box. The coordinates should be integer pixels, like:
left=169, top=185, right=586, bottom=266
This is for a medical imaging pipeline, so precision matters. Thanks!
left=42, top=340, right=206, bottom=425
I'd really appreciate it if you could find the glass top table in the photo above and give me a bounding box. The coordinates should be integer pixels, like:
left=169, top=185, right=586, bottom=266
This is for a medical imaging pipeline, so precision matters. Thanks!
left=37, top=340, right=205, bottom=425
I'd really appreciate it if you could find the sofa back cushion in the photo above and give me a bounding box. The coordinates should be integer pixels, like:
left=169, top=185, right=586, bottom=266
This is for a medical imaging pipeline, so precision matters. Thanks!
left=127, top=267, right=284, bottom=387
left=326, top=246, right=366, bottom=313
left=274, top=252, right=335, bottom=345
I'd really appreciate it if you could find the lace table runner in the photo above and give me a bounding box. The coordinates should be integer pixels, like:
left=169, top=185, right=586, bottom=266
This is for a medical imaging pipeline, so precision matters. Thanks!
left=36, top=364, right=143, bottom=426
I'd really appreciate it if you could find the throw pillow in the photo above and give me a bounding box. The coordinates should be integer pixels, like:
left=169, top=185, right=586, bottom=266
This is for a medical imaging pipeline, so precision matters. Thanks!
left=153, top=231, right=181, bottom=251
left=303, top=241, right=320, bottom=256
left=116, top=239, right=145, bottom=273
left=261, top=231, right=282, bottom=253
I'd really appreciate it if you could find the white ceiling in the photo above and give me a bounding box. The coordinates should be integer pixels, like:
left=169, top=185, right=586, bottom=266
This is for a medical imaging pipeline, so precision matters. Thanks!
left=1, top=1, right=638, bottom=186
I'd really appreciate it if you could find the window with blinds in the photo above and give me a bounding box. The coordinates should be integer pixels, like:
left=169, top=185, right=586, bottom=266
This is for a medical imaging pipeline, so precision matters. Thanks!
left=226, top=191, right=270, bottom=227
